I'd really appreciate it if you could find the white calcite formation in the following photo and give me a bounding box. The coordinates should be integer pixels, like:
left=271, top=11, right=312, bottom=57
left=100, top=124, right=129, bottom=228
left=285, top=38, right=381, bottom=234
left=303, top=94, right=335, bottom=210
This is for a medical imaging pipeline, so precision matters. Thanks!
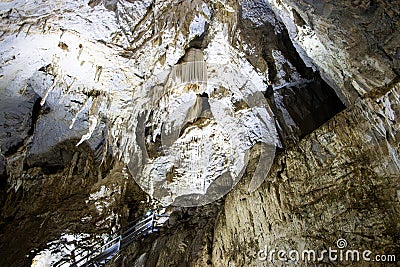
left=0, top=0, right=280, bottom=207
left=127, top=59, right=279, bottom=206
left=4, top=1, right=397, bottom=267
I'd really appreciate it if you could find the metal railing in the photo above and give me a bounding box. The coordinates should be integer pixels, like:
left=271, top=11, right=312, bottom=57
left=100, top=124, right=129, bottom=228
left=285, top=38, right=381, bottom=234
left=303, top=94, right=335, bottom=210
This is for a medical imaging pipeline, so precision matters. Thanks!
left=54, top=211, right=168, bottom=267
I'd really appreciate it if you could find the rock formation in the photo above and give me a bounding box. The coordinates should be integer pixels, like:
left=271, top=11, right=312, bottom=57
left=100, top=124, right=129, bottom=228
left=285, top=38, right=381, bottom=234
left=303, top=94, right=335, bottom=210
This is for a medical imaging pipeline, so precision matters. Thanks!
left=0, top=0, right=398, bottom=266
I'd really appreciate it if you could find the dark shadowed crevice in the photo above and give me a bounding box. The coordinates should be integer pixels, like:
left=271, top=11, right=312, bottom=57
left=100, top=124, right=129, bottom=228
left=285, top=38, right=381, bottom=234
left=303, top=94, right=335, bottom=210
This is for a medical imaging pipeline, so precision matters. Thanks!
left=238, top=0, right=346, bottom=146
left=144, top=111, right=164, bottom=160
left=0, top=154, right=7, bottom=223
left=27, top=97, right=42, bottom=136
left=2, top=139, right=24, bottom=157
left=280, top=79, right=346, bottom=138
left=188, top=22, right=210, bottom=50
left=291, top=9, right=306, bottom=27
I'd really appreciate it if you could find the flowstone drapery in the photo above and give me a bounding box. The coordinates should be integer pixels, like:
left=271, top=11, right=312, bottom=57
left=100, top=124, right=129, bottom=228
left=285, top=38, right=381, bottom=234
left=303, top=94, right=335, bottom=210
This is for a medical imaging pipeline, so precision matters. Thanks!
left=126, top=56, right=279, bottom=207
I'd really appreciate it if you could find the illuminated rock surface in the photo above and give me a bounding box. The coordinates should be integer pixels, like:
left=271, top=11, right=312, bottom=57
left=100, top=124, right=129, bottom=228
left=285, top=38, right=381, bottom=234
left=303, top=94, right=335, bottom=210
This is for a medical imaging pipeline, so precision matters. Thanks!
left=0, top=0, right=398, bottom=266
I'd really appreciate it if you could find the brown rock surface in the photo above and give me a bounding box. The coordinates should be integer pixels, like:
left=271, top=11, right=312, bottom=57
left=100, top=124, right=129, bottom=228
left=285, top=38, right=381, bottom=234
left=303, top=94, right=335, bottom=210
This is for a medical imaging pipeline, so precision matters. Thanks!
left=0, top=0, right=399, bottom=266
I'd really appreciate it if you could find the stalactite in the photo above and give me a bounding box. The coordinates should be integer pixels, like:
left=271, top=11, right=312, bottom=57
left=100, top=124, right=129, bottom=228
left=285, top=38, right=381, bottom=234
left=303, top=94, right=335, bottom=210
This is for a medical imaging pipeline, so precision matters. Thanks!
left=167, top=49, right=207, bottom=90
left=76, top=95, right=104, bottom=147
left=70, top=97, right=91, bottom=129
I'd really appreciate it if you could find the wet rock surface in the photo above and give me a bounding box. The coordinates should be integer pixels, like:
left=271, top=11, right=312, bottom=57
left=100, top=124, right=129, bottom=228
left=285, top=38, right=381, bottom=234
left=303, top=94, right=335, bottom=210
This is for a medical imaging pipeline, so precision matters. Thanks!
left=0, top=0, right=398, bottom=266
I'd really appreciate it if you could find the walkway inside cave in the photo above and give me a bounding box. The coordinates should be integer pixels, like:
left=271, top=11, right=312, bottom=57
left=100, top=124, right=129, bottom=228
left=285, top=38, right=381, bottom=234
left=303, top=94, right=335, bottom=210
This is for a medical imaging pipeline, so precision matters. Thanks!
left=52, top=211, right=169, bottom=267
